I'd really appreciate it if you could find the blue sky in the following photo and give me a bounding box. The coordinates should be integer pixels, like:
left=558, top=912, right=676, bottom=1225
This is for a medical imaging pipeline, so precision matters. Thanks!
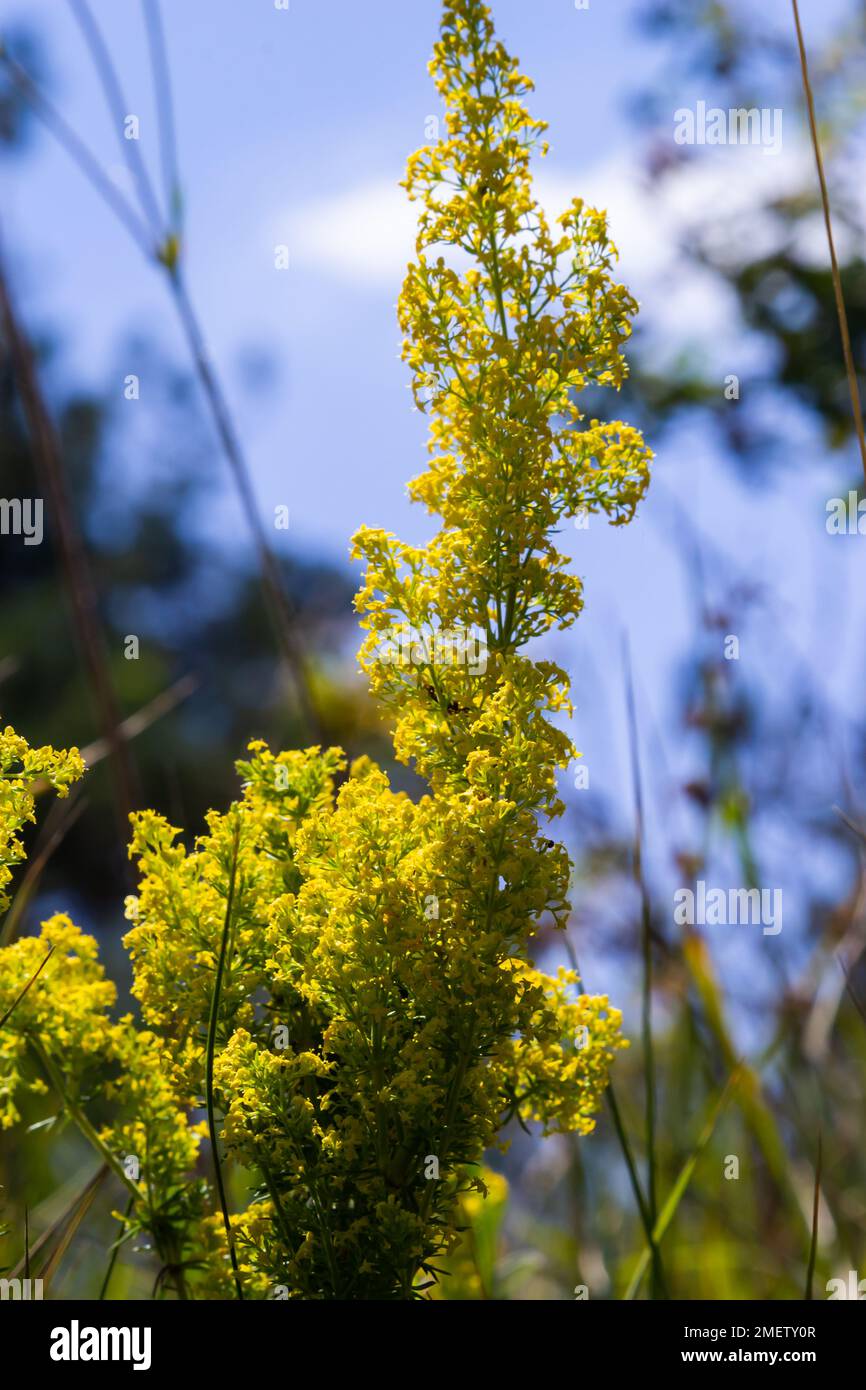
left=1, top=0, right=653, bottom=559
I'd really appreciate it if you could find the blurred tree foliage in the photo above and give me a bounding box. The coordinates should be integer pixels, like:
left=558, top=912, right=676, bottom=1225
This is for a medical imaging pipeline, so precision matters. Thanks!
left=0, top=27, right=368, bottom=936
left=622, top=0, right=866, bottom=479
left=473, top=0, right=866, bottom=1300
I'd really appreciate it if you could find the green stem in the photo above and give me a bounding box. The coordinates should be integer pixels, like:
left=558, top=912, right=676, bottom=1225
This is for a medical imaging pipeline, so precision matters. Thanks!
left=606, top=1083, right=668, bottom=1299
left=623, top=644, right=661, bottom=1296
left=28, top=1037, right=141, bottom=1203
left=0, top=946, right=55, bottom=1028
left=98, top=1193, right=134, bottom=1300
left=408, top=826, right=509, bottom=1295
left=205, top=819, right=244, bottom=1300
left=563, top=935, right=669, bottom=1298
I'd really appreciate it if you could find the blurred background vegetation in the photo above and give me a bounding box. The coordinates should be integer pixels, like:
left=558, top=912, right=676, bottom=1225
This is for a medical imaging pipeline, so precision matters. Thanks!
left=2, top=0, right=866, bottom=1299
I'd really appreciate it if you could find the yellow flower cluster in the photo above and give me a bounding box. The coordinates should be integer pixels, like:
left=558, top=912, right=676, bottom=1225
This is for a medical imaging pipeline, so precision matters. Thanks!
left=0, top=726, right=83, bottom=913
left=0, top=0, right=649, bottom=1300
left=200, top=0, right=642, bottom=1295
left=0, top=913, right=112, bottom=1128
left=0, top=734, right=206, bottom=1274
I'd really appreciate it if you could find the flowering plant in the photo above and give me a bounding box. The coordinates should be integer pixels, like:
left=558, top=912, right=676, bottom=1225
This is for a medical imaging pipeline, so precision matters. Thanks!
left=0, top=0, right=650, bottom=1300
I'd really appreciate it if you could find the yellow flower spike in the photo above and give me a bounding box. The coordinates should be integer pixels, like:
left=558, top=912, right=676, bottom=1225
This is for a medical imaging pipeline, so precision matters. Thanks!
left=0, top=0, right=649, bottom=1302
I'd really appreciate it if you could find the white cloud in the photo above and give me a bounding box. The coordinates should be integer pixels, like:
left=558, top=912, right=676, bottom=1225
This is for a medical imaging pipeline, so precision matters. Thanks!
left=280, top=137, right=817, bottom=364
left=284, top=178, right=416, bottom=286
